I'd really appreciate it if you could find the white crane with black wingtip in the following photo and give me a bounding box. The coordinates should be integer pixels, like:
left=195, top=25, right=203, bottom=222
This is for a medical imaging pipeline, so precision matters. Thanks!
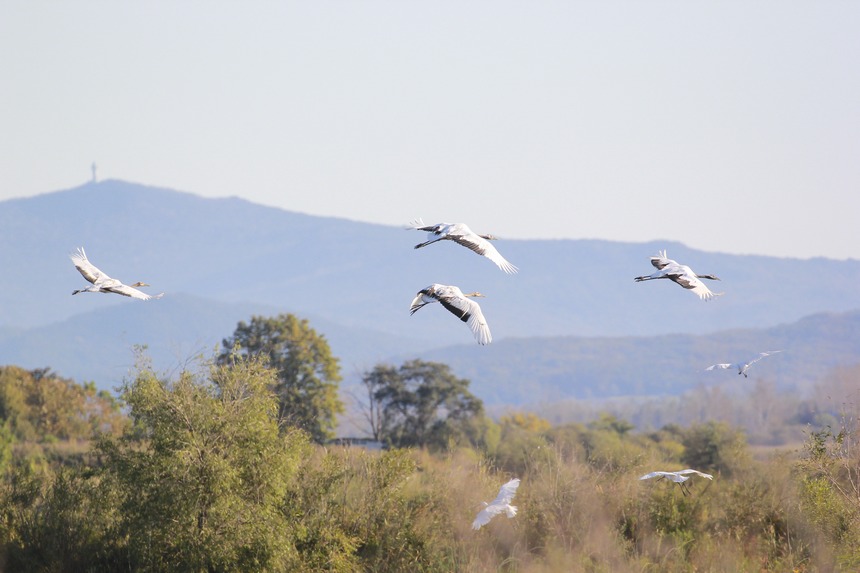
left=409, top=283, right=492, bottom=345
left=70, top=247, right=164, bottom=301
left=634, top=250, right=723, bottom=301
left=408, top=218, right=518, bottom=274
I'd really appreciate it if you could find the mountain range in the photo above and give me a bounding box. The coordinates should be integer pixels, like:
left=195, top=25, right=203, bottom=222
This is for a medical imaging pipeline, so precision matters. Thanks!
left=2, top=180, right=859, bottom=408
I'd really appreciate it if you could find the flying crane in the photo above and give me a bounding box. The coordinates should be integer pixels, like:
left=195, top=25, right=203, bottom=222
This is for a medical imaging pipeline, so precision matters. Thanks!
left=408, top=218, right=518, bottom=274
left=634, top=250, right=723, bottom=301
left=409, top=283, right=492, bottom=345
left=70, top=247, right=163, bottom=301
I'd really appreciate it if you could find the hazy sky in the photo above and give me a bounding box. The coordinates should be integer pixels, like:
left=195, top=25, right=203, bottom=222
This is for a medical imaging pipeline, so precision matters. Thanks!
left=2, top=2, right=858, bottom=259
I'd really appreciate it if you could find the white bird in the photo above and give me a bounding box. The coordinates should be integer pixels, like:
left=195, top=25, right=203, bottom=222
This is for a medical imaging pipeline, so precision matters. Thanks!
left=634, top=250, right=723, bottom=301
left=410, top=283, right=492, bottom=345
left=639, top=469, right=713, bottom=496
left=706, top=350, right=782, bottom=378
left=70, top=247, right=164, bottom=301
left=472, top=478, right=521, bottom=530
left=408, top=218, right=518, bottom=274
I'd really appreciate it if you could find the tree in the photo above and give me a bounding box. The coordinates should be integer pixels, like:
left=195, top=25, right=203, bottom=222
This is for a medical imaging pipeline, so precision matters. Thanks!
left=96, top=356, right=309, bottom=571
left=681, top=421, right=748, bottom=477
left=361, top=360, right=487, bottom=450
left=0, top=365, right=127, bottom=443
left=218, top=314, right=344, bottom=443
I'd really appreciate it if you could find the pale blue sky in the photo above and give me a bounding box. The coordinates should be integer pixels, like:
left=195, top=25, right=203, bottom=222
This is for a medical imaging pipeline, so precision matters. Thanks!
left=2, top=2, right=858, bottom=259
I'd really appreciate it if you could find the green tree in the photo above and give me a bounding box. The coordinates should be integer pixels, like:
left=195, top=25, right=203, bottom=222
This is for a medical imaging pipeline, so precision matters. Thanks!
left=362, top=360, right=486, bottom=450
left=218, top=314, right=344, bottom=443
left=0, top=365, right=127, bottom=443
left=96, top=356, right=308, bottom=572
left=681, top=421, right=748, bottom=476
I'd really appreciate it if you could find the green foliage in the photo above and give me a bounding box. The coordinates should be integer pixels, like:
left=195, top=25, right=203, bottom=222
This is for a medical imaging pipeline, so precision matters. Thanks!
left=218, top=313, right=344, bottom=443
left=0, top=465, right=124, bottom=571
left=796, top=421, right=860, bottom=568
left=3, top=357, right=860, bottom=572
left=97, top=356, right=307, bottom=571
left=362, top=360, right=488, bottom=451
left=681, top=421, right=749, bottom=477
left=0, top=366, right=126, bottom=444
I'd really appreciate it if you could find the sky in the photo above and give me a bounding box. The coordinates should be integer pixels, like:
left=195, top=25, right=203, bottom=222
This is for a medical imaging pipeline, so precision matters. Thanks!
left=2, top=2, right=858, bottom=260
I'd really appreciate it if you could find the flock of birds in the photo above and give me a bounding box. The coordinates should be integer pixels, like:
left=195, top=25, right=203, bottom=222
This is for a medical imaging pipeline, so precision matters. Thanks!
left=472, top=468, right=715, bottom=530
left=68, top=219, right=784, bottom=532
left=404, top=225, right=730, bottom=345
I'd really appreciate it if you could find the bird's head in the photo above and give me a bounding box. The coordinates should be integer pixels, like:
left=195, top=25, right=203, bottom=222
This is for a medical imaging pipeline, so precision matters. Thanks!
left=479, top=234, right=499, bottom=241
left=130, top=282, right=151, bottom=288
left=464, top=292, right=486, bottom=298
left=697, top=274, right=720, bottom=281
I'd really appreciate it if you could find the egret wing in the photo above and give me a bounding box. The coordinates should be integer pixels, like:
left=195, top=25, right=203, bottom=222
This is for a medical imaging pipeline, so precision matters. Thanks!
left=675, top=469, right=713, bottom=480
left=472, top=505, right=506, bottom=530
left=747, top=350, right=781, bottom=366
left=639, top=471, right=675, bottom=480
left=492, top=478, right=520, bottom=506
left=705, top=363, right=734, bottom=371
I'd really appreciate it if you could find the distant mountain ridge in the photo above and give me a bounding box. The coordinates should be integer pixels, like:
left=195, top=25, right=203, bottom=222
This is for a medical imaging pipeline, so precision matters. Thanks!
left=2, top=180, right=859, bottom=403
left=410, top=310, right=860, bottom=405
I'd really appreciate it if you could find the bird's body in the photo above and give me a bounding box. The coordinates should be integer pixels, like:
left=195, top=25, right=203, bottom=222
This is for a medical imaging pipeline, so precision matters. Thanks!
left=634, top=250, right=723, bottom=301
left=408, top=218, right=518, bottom=274
left=70, top=247, right=163, bottom=301
left=410, top=283, right=491, bottom=344
left=639, top=469, right=713, bottom=495
left=706, top=350, right=782, bottom=378
left=472, top=478, right=520, bottom=530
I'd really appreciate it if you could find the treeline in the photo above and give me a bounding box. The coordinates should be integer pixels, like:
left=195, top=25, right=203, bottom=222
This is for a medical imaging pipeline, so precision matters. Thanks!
left=0, top=313, right=858, bottom=571
left=531, top=364, right=857, bottom=447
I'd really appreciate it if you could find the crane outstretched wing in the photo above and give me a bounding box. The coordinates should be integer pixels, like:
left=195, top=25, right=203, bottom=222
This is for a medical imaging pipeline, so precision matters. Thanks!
left=451, top=235, right=518, bottom=274
left=665, top=267, right=722, bottom=300
left=104, top=283, right=164, bottom=301
left=649, top=250, right=675, bottom=270
left=436, top=292, right=492, bottom=345
left=70, top=247, right=110, bottom=285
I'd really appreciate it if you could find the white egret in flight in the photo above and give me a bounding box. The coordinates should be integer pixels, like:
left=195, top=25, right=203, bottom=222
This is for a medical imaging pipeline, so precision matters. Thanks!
left=70, top=247, right=164, bottom=301
left=706, top=350, right=782, bottom=378
left=634, top=250, right=723, bottom=301
left=639, top=469, right=714, bottom=496
left=408, top=218, right=518, bottom=274
left=472, top=478, right=521, bottom=530
left=410, top=283, right=492, bottom=345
